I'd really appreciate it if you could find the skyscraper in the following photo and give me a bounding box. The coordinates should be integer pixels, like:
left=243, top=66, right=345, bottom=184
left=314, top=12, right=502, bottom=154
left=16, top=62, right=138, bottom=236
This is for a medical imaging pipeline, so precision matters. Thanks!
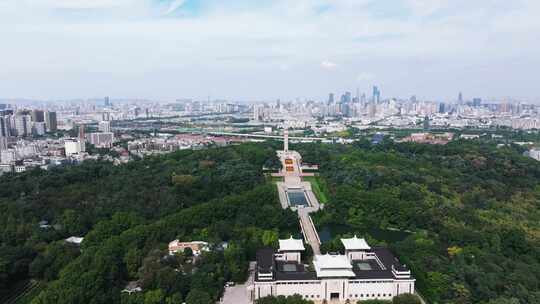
left=439, top=103, right=446, bottom=114
left=0, top=116, right=9, bottom=137
left=14, top=114, right=31, bottom=137
left=104, top=96, right=111, bottom=107
left=45, top=111, right=57, bottom=132
left=79, top=124, right=85, bottom=140
left=0, top=117, right=8, bottom=150
left=372, top=86, right=381, bottom=103
left=344, top=92, right=352, bottom=103
left=328, top=93, right=334, bottom=105
left=31, top=109, right=45, bottom=122
left=458, top=92, right=463, bottom=104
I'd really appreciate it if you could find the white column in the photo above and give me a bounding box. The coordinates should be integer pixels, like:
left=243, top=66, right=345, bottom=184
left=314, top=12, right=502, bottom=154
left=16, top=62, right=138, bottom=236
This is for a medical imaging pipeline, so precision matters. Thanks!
left=284, top=130, right=289, bottom=152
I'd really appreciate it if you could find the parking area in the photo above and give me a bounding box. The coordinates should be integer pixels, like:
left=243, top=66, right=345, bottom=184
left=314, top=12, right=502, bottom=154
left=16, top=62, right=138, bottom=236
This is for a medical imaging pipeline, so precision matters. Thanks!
left=220, top=262, right=255, bottom=304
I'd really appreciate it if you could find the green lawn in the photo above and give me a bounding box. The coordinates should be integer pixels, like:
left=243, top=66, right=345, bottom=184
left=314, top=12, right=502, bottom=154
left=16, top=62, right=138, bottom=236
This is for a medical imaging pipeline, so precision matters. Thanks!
left=303, top=176, right=329, bottom=204
left=266, top=175, right=283, bottom=184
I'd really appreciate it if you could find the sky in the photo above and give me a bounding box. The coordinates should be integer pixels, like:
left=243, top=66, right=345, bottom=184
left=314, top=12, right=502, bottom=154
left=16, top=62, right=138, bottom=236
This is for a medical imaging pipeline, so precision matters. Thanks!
left=0, top=0, right=539, bottom=102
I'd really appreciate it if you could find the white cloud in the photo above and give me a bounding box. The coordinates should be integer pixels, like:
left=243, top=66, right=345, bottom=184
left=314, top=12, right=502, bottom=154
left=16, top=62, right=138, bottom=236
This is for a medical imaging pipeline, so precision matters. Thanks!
left=0, top=0, right=539, bottom=100
left=23, top=0, right=141, bottom=10
left=165, top=0, right=186, bottom=15
left=405, top=0, right=450, bottom=16
left=321, top=60, right=338, bottom=70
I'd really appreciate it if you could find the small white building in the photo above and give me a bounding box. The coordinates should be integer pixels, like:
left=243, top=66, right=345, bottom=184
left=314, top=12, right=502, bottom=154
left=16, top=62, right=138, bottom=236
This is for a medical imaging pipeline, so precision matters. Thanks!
left=251, top=237, right=415, bottom=303
left=168, top=240, right=209, bottom=256
left=65, top=236, right=84, bottom=245
left=276, top=236, right=305, bottom=263
left=65, top=139, right=85, bottom=156
left=528, top=148, right=540, bottom=161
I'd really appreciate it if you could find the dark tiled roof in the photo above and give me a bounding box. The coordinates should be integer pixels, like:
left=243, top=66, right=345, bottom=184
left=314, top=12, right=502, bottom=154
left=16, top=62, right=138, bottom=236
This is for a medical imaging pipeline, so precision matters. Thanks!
left=371, top=247, right=411, bottom=273
left=275, top=261, right=317, bottom=281
left=351, top=259, right=393, bottom=279
left=255, top=247, right=413, bottom=282
left=257, top=247, right=275, bottom=272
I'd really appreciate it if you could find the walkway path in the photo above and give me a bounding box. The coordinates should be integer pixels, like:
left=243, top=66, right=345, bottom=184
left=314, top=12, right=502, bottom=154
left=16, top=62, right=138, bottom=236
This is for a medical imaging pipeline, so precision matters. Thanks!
left=274, top=139, right=323, bottom=256
left=298, top=209, right=321, bottom=255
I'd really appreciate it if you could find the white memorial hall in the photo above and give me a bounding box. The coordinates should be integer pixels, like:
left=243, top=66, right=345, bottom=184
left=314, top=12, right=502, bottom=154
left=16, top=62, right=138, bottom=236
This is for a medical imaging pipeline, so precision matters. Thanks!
left=250, top=236, right=415, bottom=303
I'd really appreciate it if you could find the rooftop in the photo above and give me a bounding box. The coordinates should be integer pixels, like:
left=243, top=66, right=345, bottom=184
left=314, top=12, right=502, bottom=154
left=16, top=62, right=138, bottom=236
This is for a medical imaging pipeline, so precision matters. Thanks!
left=341, top=235, right=371, bottom=251
left=65, top=236, right=84, bottom=245
left=278, top=236, right=305, bottom=252
left=313, top=254, right=355, bottom=278
left=254, top=247, right=412, bottom=282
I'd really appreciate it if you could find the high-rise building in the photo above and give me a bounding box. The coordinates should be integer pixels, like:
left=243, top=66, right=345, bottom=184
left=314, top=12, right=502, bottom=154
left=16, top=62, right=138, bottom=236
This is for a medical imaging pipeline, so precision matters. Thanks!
left=32, top=122, right=46, bottom=136
left=423, top=116, right=430, bottom=130
left=0, top=149, right=16, bottom=163
left=88, top=132, right=114, bottom=148
left=13, top=114, right=32, bottom=137
left=344, top=92, right=352, bottom=103
left=104, top=96, right=111, bottom=107
left=439, top=103, right=446, bottom=113
left=0, top=116, right=9, bottom=138
left=0, top=137, right=7, bottom=151
left=31, top=110, right=45, bottom=122
left=472, top=98, right=482, bottom=107
left=253, top=105, right=264, bottom=121
left=45, top=111, right=57, bottom=132
left=99, top=121, right=111, bottom=133
left=328, top=93, right=334, bottom=105
left=78, top=124, right=85, bottom=140
left=372, top=86, right=381, bottom=103
left=458, top=92, right=463, bottom=104
left=0, top=117, right=8, bottom=151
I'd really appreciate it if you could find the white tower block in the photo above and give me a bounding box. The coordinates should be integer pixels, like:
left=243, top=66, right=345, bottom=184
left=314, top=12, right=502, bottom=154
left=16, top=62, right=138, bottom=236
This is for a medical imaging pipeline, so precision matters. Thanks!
left=284, top=130, right=289, bottom=152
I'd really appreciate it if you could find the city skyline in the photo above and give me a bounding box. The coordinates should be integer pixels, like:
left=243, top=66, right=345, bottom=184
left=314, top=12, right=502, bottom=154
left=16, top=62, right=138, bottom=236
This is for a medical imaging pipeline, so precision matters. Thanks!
left=1, top=0, right=539, bottom=101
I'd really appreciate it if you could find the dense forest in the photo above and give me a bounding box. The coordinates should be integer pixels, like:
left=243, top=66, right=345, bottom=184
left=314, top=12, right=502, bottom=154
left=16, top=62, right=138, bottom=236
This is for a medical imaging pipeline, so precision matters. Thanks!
left=1, top=138, right=539, bottom=304
left=297, top=139, right=540, bottom=304
left=0, top=142, right=295, bottom=303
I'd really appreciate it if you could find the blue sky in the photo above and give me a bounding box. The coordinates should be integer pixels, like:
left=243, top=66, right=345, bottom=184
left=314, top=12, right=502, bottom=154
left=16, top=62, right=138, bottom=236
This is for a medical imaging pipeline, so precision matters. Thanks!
left=0, top=0, right=539, bottom=102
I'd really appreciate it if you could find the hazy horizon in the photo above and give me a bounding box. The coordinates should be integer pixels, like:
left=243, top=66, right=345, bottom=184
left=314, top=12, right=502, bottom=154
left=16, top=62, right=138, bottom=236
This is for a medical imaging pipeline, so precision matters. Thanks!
left=1, top=0, right=539, bottom=101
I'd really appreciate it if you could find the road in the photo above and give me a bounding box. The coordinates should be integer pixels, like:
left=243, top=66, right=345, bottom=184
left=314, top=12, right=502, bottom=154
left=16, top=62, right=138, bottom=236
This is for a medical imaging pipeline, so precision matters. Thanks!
left=221, top=262, right=255, bottom=304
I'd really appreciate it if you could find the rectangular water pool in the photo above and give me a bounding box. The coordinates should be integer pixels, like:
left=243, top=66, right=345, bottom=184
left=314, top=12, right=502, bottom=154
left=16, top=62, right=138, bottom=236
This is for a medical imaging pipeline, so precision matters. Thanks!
left=287, top=191, right=309, bottom=207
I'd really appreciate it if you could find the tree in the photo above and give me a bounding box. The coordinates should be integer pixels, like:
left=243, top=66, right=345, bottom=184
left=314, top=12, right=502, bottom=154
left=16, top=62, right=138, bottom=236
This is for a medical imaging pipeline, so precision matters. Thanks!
left=183, top=247, right=193, bottom=257
left=392, top=294, right=421, bottom=304
left=61, top=209, right=85, bottom=236
left=262, top=230, right=279, bottom=247
left=487, top=298, right=520, bottom=304
left=144, top=289, right=165, bottom=304
left=124, top=248, right=143, bottom=279
left=185, top=289, right=213, bottom=304
left=358, top=300, right=391, bottom=304
left=165, top=293, right=183, bottom=304
left=257, top=295, right=314, bottom=304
